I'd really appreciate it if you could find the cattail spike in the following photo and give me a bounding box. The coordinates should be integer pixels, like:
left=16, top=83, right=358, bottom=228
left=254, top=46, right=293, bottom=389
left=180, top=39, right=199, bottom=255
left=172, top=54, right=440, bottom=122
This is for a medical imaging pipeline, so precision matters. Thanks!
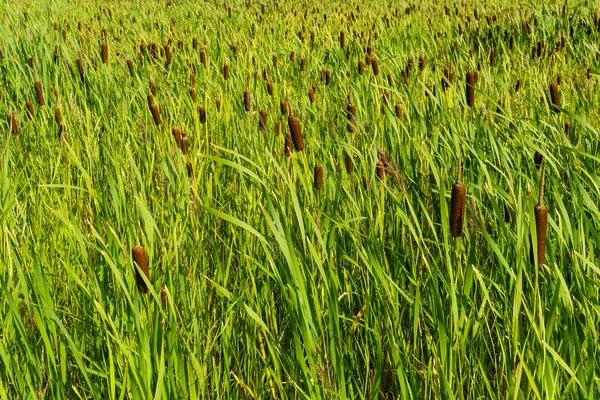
left=132, top=246, right=150, bottom=294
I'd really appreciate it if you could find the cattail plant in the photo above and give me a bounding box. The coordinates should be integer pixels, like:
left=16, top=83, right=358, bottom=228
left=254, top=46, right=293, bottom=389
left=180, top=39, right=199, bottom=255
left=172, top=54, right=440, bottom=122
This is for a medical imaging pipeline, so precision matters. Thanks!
left=199, top=107, right=206, bottom=123
left=395, top=104, right=402, bottom=119
left=259, top=110, right=267, bottom=131
left=58, top=123, right=65, bottom=140
left=534, top=151, right=543, bottom=169
left=345, top=152, right=353, bottom=174
left=371, top=58, right=379, bottom=76
left=280, top=100, right=287, bottom=116
left=347, top=99, right=357, bottom=133
left=266, top=82, right=273, bottom=96
left=101, top=41, right=108, bottom=63
left=55, top=106, right=62, bottom=125
left=132, top=246, right=150, bottom=294
left=274, top=121, right=281, bottom=135
left=300, top=58, right=305, bottom=72
left=358, top=60, right=364, bottom=75
left=75, top=58, right=85, bottom=84
left=150, top=103, right=161, bottom=126
left=308, top=86, right=315, bottom=103
left=190, top=87, right=197, bottom=103
left=26, top=102, right=34, bottom=118
left=172, top=127, right=182, bottom=148
left=7, top=114, right=18, bottom=136
left=466, top=72, right=475, bottom=107
left=362, top=176, right=370, bottom=189
left=186, top=162, right=194, bottom=180
left=200, top=49, right=206, bottom=67
left=34, top=81, right=44, bottom=106
left=419, top=56, right=426, bottom=71
left=243, top=90, right=252, bottom=111
left=216, top=98, right=221, bottom=112
left=549, top=83, right=561, bottom=113
left=533, top=164, right=548, bottom=266
left=449, top=158, right=466, bottom=237
left=223, top=63, right=229, bottom=80
left=181, top=134, right=189, bottom=154
left=288, top=111, right=304, bottom=151
left=314, top=164, right=324, bottom=190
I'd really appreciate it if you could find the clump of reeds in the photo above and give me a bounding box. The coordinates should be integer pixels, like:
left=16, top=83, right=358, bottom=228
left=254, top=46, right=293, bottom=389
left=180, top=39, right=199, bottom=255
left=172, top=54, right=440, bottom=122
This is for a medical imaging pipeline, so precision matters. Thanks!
left=314, top=164, right=324, bottom=190
left=34, top=81, right=44, bottom=106
left=533, top=164, right=548, bottom=266
left=244, top=90, right=252, bottom=111
left=132, top=246, right=150, bottom=294
left=259, top=110, right=267, bottom=131
left=549, top=83, right=560, bottom=113
left=101, top=41, right=108, bottom=63
left=449, top=158, right=466, bottom=237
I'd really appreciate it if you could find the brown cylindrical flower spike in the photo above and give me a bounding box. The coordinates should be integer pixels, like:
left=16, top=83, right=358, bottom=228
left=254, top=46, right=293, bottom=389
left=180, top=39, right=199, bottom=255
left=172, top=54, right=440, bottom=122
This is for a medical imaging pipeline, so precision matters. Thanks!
left=549, top=83, right=560, bottom=113
left=243, top=90, right=251, bottom=111
left=7, top=114, right=18, bottom=136
left=132, top=246, right=150, bottom=294
left=466, top=72, right=475, bottom=107
left=259, top=109, right=267, bottom=131
left=101, top=41, right=108, bottom=63
left=26, top=102, right=34, bottom=118
left=199, top=107, right=206, bottom=123
left=288, top=112, right=304, bottom=151
left=345, top=152, right=353, bottom=174
left=449, top=158, right=467, bottom=237
left=533, top=165, right=548, bottom=266
left=55, top=106, right=62, bottom=125
left=314, top=164, right=324, bottom=190
left=34, top=81, right=44, bottom=106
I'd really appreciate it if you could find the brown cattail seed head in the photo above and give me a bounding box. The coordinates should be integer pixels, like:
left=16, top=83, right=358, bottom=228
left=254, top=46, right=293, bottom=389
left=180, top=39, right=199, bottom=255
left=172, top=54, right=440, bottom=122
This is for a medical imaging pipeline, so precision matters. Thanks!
left=216, top=98, right=221, bottom=112
left=314, top=164, right=324, bottom=190
left=280, top=100, right=288, bottom=116
left=200, top=49, right=206, bottom=67
left=347, top=102, right=357, bottom=132
left=55, top=106, right=62, bottom=125
left=371, top=58, right=379, bottom=76
left=181, top=135, right=189, bottom=154
left=7, top=114, right=18, bottom=136
left=466, top=72, right=475, bottom=107
left=395, top=104, right=402, bottom=119
left=149, top=80, right=157, bottom=97
left=275, top=120, right=281, bottom=135
left=26, top=102, right=34, bottom=118
left=362, top=176, right=370, bottom=189
left=309, top=86, right=315, bottom=103
left=288, top=114, right=304, bottom=151
left=549, top=83, right=561, bottom=113
left=150, top=103, right=161, bottom=126
left=259, top=109, right=267, bottom=131
left=132, top=246, right=150, bottom=294
left=449, top=181, right=467, bottom=237
left=243, top=90, right=252, bottom=112
left=358, top=60, right=364, bottom=75
left=222, top=63, right=229, bottom=80
left=190, top=87, right=197, bottom=103
left=172, top=127, right=182, bottom=148
left=534, top=151, right=543, bottom=169
left=34, top=81, right=44, bottom=106
left=266, top=82, right=273, bottom=96
left=199, top=107, right=206, bottom=123
left=345, top=152, right=353, bottom=174
left=101, top=41, right=108, bottom=63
